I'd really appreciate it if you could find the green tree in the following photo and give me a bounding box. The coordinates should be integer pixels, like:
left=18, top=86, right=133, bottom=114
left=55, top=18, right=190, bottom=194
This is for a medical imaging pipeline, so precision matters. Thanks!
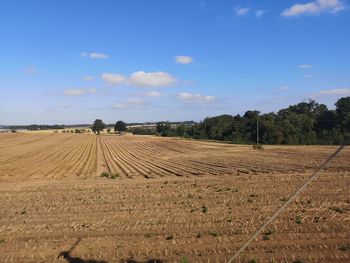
left=114, top=121, right=127, bottom=133
left=336, top=97, right=350, bottom=120
left=92, top=119, right=105, bottom=134
left=336, top=97, right=350, bottom=135
left=156, top=122, right=172, bottom=136
left=176, top=124, right=186, bottom=137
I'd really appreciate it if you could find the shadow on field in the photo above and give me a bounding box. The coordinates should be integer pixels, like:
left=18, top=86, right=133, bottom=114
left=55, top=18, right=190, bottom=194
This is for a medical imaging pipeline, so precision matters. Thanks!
left=58, top=238, right=107, bottom=263
left=58, top=238, right=164, bottom=263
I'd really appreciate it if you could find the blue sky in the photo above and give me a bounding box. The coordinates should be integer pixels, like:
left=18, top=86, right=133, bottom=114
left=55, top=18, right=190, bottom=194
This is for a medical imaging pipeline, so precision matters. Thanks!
left=0, top=0, right=349, bottom=124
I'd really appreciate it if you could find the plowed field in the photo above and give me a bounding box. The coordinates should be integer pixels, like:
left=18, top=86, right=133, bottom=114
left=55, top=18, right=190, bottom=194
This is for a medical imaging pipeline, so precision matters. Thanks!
left=0, top=133, right=349, bottom=262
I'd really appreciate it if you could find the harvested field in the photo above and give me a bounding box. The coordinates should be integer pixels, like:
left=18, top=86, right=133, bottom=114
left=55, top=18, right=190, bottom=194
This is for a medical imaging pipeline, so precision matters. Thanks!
left=0, top=133, right=349, bottom=262
left=0, top=133, right=97, bottom=181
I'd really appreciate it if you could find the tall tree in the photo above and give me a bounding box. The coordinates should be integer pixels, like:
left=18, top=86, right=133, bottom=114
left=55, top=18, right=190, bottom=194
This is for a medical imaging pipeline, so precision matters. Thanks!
left=336, top=97, right=350, bottom=134
left=91, top=119, right=105, bottom=134
left=114, top=121, right=127, bottom=133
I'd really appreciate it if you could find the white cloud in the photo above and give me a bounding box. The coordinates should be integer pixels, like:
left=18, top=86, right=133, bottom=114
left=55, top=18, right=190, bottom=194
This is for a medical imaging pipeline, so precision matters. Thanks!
left=314, top=88, right=350, bottom=96
left=234, top=6, right=250, bottom=16
left=102, top=73, right=126, bottom=85
left=24, top=66, right=37, bottom=75
left=175, top=56, right=194, bottom=64
left=82, top=75, right=94, bottom=81
left=255, top=9, right=267, bottom=18
left=177, top=92, right=216, bottom=103
left=145, top=91, right=162, bottom=97
left=299, top=64, right=313, bottom=69
left=64, top=88, right=96, bottom=96
left=279, top=86, right=289, bottom=91
left=101, top=71, right=177, bottom=88
left=128, top=71, right=176, bottom=87
left=112, top=98, right=146, bottom=109
left=281, top=0, right=345, bottom=17
left=80, top=52, right=109, bottom=59
left=90, top=52, right=108, bottom=59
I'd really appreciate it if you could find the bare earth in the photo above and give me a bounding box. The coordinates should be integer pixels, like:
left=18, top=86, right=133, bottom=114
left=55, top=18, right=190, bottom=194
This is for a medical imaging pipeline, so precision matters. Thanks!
left=0, top=133, right=349, bottom=262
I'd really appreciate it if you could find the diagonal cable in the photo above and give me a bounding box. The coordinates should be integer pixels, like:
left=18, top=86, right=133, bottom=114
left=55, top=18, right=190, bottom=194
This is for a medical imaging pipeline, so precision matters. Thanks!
left=228, top=143, right=347, bottom=263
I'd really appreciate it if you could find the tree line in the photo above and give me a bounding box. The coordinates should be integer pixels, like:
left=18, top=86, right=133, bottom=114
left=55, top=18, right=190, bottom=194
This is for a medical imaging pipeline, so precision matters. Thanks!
left=150, top=97, right=350, bottom=145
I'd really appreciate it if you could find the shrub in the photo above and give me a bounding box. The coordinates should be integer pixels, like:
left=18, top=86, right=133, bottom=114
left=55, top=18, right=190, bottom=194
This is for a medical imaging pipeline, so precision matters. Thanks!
left=261, top=229, right=273, bottom=241
left=208, top=231, right=220, bottom=237
left=109, top=173, right=119, bottom=179
left=100, top=171, right=119, bottom=179
left=131, top=127, right=157, bottom=135
left=100, top=172, right=109, bottom=178
left=202, top=205, right=208, bottom=214
left=295, top=215, right=302, bottom=224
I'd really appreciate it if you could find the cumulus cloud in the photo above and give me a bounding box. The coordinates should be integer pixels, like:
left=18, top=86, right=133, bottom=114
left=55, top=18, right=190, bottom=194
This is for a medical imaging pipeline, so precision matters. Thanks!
left=175, top=56, right=194, bottom=64
left=102, top=73, right=126, bottom=85
left=24, top=66, right=37, bottom=75
left=177, top=92, right=216, bottom=103
left=82, top=75, right=94, bottom=81
left=299, top=64, right=313, bottom=69
left=145, top=91, right=162, bottom=97
left=80, top=52, right=109, bottom=59
left=112, top=98, right=146, bottom=109
left=64, top=88, right=96, bottom=96
left=313, top=88, right=350, bottom=96
left=281, top=0, right=345, bottom=17
left=234, top=6, right=250, bottom=16
left=101, top=71, right=176, bottom=88
left=255, top=9, right=268, bottom=18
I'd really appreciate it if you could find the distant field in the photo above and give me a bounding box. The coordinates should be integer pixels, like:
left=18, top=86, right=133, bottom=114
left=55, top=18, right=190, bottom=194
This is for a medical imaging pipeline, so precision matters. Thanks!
left=0, top=133, right=349, bottom=262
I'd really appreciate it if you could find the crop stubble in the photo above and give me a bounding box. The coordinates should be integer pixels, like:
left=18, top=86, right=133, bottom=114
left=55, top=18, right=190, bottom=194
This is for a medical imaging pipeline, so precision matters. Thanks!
left=0, top=133, right=349, bottom=262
